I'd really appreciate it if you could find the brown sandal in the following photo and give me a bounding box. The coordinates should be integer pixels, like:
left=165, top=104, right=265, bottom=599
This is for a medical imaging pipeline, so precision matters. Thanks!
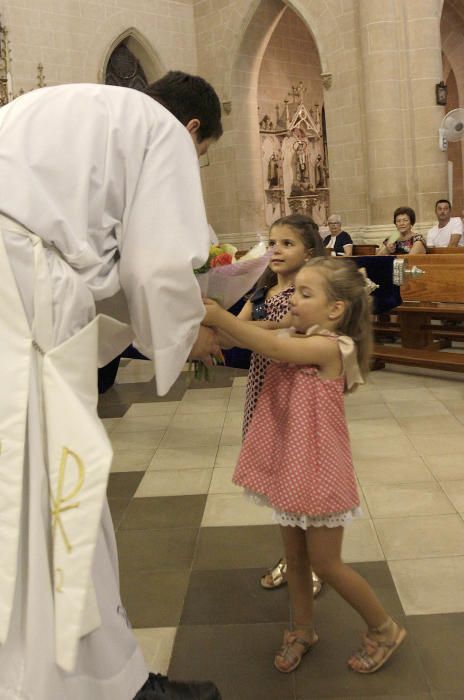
left=274, top=630, right=318, bottom=673
left=348, top=619, right=406, bottom=674
left=260, top=559, right=323, bottom=597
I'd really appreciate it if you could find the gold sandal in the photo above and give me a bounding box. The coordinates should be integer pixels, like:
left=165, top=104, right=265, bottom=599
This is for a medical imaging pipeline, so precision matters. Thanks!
left=274, top=629, right=318, bottom=673
left=348, top=619, right=407, bottom=674
left=260, top=558, right=323, bottom=597
left=260, top=558, right=287, bottom=589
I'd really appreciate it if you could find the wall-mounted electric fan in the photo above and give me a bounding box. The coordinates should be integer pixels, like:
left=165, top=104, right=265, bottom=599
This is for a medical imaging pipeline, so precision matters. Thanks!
left=439, top=108, right=464, bottom=151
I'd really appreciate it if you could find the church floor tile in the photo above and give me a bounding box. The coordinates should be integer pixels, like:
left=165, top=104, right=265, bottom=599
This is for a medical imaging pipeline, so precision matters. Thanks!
left=192, top=524, right=283, bottom=570
left=100, top=362, right=464, bottom=699
left=119, top=494, right=207, bottom=530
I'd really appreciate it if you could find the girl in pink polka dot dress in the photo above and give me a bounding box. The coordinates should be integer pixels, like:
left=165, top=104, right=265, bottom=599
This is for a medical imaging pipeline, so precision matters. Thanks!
left=203, top=257, right=406, bottom=677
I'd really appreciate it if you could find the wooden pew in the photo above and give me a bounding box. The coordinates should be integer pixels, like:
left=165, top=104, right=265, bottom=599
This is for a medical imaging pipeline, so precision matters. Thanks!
left=373, top=253, right=464, bottom=372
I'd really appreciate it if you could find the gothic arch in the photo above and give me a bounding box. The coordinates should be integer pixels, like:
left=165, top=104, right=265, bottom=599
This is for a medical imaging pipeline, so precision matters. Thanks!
left=441, top=1, right=464, bottom=107
left=83, top=13, right=166, bottom=84
left=225, top=0, right=337, bottom=103
left=441, top=0, right=464, bottom=206
left=218, top=0, right=345, bottom=235
left=102, top=29, right=164, bottom=85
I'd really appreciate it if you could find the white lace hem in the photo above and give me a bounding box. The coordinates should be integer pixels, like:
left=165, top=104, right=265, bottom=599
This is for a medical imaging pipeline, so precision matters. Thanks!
left=244, top=489, right=362, bottom=530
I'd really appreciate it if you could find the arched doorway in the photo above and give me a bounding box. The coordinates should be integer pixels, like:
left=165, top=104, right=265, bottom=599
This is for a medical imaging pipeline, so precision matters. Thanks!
left=441, top=0, right=464, bottom=211
left=257, top=7, right=326, bottom=227
left=203, top=0, right=359, bottom=245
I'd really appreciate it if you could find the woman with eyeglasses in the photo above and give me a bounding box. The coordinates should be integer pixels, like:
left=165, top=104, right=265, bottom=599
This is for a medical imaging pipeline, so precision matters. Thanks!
left=322, top=215, right=353, bottom=256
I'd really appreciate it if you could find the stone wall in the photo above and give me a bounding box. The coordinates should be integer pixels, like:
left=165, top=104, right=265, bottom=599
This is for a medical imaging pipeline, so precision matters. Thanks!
left=1, top=0, right=461, bottom=249
left=1, top=0, right=197, bottom=92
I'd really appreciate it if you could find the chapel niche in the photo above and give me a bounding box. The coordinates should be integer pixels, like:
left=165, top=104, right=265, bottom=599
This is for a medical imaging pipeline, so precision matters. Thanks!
left=259, top=81, right=329, bottom=227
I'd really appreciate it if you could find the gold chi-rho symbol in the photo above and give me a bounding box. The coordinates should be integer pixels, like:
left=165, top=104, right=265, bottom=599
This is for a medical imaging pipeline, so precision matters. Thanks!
left=51, top=447, right=85, bottom=554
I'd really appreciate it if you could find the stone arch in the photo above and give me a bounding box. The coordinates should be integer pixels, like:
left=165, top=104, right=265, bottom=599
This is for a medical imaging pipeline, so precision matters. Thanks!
left=441, top=0, right=464, bottom=208
left=441, top=1, right=464, bottom=107
left=225, top=0, right=336, bottom=103
left=83, top=14, right=166, bottom=84
left=212, top=0, right=353, bottom=239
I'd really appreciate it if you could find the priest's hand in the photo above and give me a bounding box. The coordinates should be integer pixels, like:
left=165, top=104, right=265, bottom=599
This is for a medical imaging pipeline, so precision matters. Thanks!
left=189, top=325, right=221, bottom=365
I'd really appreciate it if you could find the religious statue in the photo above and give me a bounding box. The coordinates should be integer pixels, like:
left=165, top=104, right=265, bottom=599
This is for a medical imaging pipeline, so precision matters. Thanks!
left=267, top=153, right=279, bottom=187
left=292, top=141, right=310, bottom=190
left=315, top=154, right=328, bottom=189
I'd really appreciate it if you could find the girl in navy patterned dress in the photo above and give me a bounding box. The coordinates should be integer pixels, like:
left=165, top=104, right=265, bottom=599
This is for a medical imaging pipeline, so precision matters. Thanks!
left=239, top=215, right=324, bottom=437
left=225, top=214, right=324, bottom=595
left=232, top=215, right=325, bottom=594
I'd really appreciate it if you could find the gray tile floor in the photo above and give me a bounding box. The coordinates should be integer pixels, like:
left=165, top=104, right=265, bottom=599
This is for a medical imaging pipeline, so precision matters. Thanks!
left=101, top=361, right=464, bottom=700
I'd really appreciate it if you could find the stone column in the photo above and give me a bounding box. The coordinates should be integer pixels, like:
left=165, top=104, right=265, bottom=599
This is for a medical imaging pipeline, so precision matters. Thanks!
left=358, top=0, right=409, bottom=224
left=402, top=0, right=448, bottom=220
left=359, top=0, right=447, bottom=225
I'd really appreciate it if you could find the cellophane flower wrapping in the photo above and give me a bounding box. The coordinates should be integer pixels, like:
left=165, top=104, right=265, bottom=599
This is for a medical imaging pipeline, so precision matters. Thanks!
left=195, top=242, right=272, bottom=309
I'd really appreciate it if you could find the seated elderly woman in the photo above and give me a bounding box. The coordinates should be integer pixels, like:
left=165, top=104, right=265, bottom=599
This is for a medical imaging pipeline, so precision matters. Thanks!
left=322, top=214, right=353, bottom=255
left=376, top=206, right=426, bottom=255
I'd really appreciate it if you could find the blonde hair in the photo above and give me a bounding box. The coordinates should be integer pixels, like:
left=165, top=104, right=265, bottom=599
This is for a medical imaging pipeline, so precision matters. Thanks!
left=303, top=257, right=373, bottom=380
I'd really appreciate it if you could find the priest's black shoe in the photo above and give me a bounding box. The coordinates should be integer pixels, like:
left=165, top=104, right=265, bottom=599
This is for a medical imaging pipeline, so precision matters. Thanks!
left=134, top=673, right=222, bottom=700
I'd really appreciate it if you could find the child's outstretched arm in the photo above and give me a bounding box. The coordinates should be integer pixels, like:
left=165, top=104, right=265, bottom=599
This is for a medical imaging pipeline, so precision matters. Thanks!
left=203, top=300, right=337, bottom=367
left=213, top=302, right=292, bottom=349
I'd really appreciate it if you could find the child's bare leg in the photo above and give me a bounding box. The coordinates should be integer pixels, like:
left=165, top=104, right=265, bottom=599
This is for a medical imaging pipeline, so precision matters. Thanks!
left=307, top=526, right=405, bottom=672
left=274, top=526, right=317, bottom=672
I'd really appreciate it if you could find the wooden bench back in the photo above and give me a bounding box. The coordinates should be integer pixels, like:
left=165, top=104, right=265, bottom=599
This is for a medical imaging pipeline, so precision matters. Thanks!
left=400, top=253, right=464, bottom=303
left=427, top=247, right=464, bottom=254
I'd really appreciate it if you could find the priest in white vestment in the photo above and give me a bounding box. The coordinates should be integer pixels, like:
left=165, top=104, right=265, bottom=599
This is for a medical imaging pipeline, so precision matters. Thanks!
left=0, top=73, right=222, bottom=700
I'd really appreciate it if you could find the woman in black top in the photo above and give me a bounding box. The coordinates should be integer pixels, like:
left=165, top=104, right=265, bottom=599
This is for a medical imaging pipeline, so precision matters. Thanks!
left=323, top=215, right=353, bottom=255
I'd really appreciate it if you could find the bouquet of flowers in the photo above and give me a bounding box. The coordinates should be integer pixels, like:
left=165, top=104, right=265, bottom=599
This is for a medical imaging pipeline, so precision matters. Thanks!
left=190, top=241, right=272, bottom=381
left=195, top=241, right=272, bottom=309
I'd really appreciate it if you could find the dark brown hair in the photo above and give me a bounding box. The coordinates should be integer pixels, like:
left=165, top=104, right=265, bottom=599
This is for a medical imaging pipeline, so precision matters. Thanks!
left=258, top=214, right=325, bottom=289
left=145, top=70, right=223, bottom=142
left=393, top=206, right=416, bottom=226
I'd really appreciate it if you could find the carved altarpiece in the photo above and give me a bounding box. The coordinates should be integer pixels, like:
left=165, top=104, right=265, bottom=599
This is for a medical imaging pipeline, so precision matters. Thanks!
left=259, top=82, right=329, bottom=227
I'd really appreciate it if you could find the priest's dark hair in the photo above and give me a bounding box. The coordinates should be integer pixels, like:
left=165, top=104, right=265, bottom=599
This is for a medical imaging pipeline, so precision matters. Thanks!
left=256, top=214, right=325, bottom=290
left=145, top=71, right=223, bottom=142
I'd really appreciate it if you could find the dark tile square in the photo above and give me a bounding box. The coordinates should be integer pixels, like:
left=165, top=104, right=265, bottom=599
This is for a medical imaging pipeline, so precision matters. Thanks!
left=169, top=623, right=294, bottom=700
left=120, top=570, right=189, bottom=627
left=291, top=562, right=427, bottom=698
left=117, top=527, right=198, bottom=572
left=350, top=562, right=405, bottom=618
left=120, top=495, right=207, bottom=530
left=108, top=497, right=130, bottom=530
left=295, top=611, right=427, bottom=698
left=193, top=525, right=282, bottom=570
left=107, top=471, right=145, bottom=499
left=304, top=689, right=433, bottom=700
left=181, top=568, right=290, bottom=625
left=407, top=613, right=464, bottom=693
left=98, top=402, right=130, bottom=418
left=310, top=696, right=432, bottom=700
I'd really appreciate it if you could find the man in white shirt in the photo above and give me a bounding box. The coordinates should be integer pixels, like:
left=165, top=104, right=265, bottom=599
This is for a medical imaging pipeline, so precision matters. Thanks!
left=0, top=73, right=222, bottom=700
left=426, top=199, right=463, bottom=247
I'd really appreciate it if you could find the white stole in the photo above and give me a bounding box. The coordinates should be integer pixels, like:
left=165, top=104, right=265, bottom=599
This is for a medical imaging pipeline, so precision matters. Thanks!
left=0, top=218, right=133, bottom=671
